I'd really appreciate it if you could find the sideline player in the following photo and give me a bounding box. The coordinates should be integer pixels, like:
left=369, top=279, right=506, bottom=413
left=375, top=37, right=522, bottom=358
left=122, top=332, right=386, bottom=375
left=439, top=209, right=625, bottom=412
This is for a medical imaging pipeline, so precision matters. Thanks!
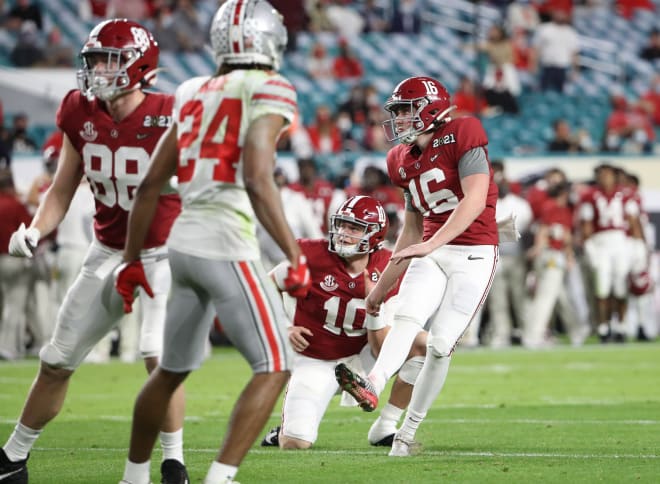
left=261, top=196, right=426, bottom=449
left=1, top=19, right=188, bottom=483
left=114, top=2, right=310, bottom=483
left=336, top=76, right=499, bottom=457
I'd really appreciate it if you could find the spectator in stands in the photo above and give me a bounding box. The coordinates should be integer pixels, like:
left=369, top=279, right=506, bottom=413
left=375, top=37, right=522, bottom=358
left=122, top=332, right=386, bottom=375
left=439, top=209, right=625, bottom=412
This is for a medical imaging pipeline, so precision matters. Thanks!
left=0, top=168, right=32, bottom=361
left=307, top=42, right=334, bottom=79
left=547, top=118, right=590, bottom=152
left=511, top=27, right=533, bottom=72
left=332, top=38, right=364, bottom=80
left=603, top=95, right=655, bottom=154
left=78, top=0, right=109, bottom=21
left=360, top=0, right=390, bottom=33
left=452, top=76, right=484, bottom=117
left=305, top=105, right=343, bottom=154
left=10, top=20, right=44, bottom=67
left=641, top=74, right=660, bottom=126
left=151, top=7, right=179, bottom=52
left=389, top=0, right=421, bottom=34
left=363, top=107, right=391, bottom=152
left=639, top=28, right=660, bottom=62
left=531, top=9, right=580, bottom=93
left=9, top=113, right=36, bottom=154
left=107, top=0, right=148, bottom=20
left=616, top=0, right=655, bottom=20
left=507, top=0, right=539, bottom=36
left=338, top=84, right=369, bottom=126
left=7, top=0, right=42, bottom=31
left=306, top=0, right=337, bottom=33
left=41, top=27, right=74, bottom=67
left=171, top=0, right=205, bottom=52
left=480, top=25, right=521, bottom=114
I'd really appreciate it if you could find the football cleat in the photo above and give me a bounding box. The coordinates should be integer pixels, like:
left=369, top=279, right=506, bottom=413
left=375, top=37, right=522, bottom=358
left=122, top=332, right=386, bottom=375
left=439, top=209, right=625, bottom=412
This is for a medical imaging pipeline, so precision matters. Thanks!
left=260, top=426, right=281, bottom=447
left=0, top=449, right=28, bottom=484
left=368, top=416, right=397, bottom=447
left=160, top=459, right=189, bottom=484
left=388, top=434, right=421, bottom=457
left=334, top=363, right=378, bottom=412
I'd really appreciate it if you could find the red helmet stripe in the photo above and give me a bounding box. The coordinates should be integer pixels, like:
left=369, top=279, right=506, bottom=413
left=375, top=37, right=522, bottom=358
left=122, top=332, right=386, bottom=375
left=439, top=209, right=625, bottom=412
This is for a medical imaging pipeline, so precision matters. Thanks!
left=231, top=0, right=245, bottom=54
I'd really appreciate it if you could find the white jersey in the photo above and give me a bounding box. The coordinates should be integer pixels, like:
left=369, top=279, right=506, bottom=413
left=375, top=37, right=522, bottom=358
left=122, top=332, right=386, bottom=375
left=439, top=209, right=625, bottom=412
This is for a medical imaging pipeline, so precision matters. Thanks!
left=168, top=69, right=297, bottom=260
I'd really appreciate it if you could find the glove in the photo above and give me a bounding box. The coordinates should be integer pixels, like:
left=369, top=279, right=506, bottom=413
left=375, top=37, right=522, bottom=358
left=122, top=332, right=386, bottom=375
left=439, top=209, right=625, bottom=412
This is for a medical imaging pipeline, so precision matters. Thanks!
left=8, top=223, right=40, bottom=258
left=283, top=255, right=311, bottom=298
left=114, top=260, right=154, bottom=313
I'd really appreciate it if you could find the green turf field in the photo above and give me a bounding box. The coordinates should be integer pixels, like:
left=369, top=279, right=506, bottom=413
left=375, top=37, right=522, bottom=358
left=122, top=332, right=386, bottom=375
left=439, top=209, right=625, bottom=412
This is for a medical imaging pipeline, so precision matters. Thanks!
left=1, top=342, right=659, bottom=483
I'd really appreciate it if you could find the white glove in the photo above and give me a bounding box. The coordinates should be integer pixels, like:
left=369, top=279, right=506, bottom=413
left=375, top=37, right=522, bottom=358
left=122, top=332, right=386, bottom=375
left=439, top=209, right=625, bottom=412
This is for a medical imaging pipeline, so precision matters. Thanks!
left=8, top=223, right=41, bottom=258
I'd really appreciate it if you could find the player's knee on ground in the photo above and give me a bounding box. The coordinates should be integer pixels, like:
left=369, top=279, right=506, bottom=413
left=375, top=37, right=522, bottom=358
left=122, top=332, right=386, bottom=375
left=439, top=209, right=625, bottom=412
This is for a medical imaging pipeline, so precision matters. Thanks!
left=398, top=356, right=425, bottom=385
left=428, top=334, right=454, bottom=358
left=279, top=434, right=312, bottom=450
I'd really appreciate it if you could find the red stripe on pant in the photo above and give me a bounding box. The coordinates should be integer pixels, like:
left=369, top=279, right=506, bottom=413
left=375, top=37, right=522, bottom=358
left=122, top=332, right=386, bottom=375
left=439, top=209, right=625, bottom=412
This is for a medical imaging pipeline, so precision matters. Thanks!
left=238, top=261, right=283, bottom=371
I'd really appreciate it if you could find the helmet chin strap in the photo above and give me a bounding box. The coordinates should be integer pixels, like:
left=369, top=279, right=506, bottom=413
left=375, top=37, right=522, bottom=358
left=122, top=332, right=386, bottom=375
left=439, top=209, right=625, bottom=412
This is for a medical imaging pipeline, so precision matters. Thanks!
left=401, top=105, right=457, bottom=145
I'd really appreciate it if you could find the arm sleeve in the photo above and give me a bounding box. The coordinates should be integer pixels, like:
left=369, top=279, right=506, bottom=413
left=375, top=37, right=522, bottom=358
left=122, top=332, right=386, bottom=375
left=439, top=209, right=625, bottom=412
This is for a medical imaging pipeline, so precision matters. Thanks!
left=403, top=189, right=416, bottom=212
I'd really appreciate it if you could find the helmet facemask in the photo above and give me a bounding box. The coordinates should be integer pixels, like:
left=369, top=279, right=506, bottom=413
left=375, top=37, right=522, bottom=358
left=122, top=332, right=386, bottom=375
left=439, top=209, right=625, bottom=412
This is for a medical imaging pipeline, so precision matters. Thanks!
left=382, top=98, right=430, bottom=145
left=77, top=48, right=144, bottom=101
left=329, top=216, right=380, bottom=259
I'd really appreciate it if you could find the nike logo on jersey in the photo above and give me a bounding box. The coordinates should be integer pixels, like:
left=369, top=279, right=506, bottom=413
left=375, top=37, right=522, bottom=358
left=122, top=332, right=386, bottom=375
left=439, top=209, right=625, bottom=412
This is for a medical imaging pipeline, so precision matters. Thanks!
left=430, top=154, right=439, bottom=162
left=136, top=133, right=152, bottom=140
left=467, top=255, right=484, bottom=260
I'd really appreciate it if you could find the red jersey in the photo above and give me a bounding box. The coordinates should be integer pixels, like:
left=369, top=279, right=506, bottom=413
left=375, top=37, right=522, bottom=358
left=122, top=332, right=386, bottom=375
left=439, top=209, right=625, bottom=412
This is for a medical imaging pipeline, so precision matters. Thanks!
left=288, top=179, right=335, bottom=232
left=294, top=239, right=399, bottom=361
left=579, top=185, right=637, bottom=233
left=539, top=198, right=573, bottom=250
left=56, top=90, right=181, bottom=250
left=526, top=182, right=550, bottom=221
left=386, top=116, right=498, bottom=245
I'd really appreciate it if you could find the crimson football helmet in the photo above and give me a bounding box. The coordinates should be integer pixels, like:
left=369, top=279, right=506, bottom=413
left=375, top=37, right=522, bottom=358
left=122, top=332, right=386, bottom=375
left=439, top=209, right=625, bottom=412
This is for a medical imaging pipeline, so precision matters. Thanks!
left=382, top=76, right=455, bottom=144
left=629, top=270, right=653, bottom=296
left=210, top=0, right=287, bottom=70
left=77, top=19, right=159, bottom=101
left=329, top=196, right=388, bottom=258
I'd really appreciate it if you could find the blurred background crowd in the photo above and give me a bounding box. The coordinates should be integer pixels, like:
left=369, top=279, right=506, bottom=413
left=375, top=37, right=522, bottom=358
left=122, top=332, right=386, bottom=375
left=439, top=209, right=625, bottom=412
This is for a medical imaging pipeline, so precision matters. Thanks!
left=0, top=0, right=659, bottom=360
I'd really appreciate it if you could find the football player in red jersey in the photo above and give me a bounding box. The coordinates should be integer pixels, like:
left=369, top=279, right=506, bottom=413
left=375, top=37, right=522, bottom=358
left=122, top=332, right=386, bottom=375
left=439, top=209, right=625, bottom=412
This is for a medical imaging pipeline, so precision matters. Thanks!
left=335, top=76, right=500, bottom=457
left=260, top=196, right=427, bottom=449
left=114, top=1, right=310, bottom=483
left=579, top=163, right=643, bottom=342
left=2, top=19, right=189, bottom=483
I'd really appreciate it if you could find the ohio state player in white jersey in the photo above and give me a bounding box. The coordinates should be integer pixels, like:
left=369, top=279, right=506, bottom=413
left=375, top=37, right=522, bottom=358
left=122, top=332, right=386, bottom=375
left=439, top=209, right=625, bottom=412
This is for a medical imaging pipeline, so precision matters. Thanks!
left=336, top=76, right=499, bottom=457
left=3, top=19, right=188, bottom=484
left=114, top=2, right=311, bottom=484
left=260, top=196, right=427, bottom=449
left=579, top=163, right=642, bottom=342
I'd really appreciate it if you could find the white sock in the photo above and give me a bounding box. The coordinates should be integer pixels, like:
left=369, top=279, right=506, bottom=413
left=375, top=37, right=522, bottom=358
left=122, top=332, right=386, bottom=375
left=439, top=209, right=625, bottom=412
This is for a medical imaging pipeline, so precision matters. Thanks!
left=399, top=354, right=452, bottom=440
left=368, top=319, right=423, bottom=394
left=160, top=429, right=184, bottom=463
left=121, top=459, right=150, bottom=484
left=4, top=422, right=41, bottom=461
left=379, top=403, right=404, bottom=425
left=204, top=462, right=238, bottom=484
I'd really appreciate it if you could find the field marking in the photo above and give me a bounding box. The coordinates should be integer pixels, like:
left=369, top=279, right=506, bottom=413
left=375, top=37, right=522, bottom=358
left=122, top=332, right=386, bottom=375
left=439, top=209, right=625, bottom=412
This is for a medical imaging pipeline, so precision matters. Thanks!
left=29, top=446, right=660, bottom=459
left=3, top=416, right=658, bottom=426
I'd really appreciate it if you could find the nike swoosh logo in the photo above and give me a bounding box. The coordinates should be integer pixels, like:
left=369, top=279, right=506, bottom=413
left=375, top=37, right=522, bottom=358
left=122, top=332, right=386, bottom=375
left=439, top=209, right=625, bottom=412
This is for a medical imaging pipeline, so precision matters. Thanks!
left=136, top=133, right=151, bottom=140
left=467, top=255, right=484, bottom=260
left=0, top=468, right=23, bottom=480
left=430, top=154, right=439, bottom=162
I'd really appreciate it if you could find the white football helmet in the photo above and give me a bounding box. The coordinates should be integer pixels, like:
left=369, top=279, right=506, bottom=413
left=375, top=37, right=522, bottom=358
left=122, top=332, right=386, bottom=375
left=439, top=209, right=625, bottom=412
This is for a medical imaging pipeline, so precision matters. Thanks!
left=210, top=0, right=287, bottom=70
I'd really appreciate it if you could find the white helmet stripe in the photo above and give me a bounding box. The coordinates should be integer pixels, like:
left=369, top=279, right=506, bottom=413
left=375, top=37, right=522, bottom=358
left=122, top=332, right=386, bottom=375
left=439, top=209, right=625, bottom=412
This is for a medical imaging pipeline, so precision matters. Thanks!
left=346, top=195, right=366, bottom=210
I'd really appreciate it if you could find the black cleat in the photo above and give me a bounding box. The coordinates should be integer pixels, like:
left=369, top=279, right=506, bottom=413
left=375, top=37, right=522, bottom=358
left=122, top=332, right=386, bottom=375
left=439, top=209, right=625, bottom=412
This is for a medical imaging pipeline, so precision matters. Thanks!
left=0, top=449, right=28, bottom=484
left=370, top=433, right=395, bottom=447
left=160, top=459, right=189, bottom=484
left=261, top=426, right=281, bottom=447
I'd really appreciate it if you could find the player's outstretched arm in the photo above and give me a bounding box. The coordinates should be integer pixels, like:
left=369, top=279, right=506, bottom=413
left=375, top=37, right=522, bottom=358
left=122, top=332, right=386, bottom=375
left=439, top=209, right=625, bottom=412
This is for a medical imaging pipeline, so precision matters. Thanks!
left=29, top=133, right=84, bottom=239
left=243, top=114, right=302, bottom=265
left=123, top=124, right=178, bottom=263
